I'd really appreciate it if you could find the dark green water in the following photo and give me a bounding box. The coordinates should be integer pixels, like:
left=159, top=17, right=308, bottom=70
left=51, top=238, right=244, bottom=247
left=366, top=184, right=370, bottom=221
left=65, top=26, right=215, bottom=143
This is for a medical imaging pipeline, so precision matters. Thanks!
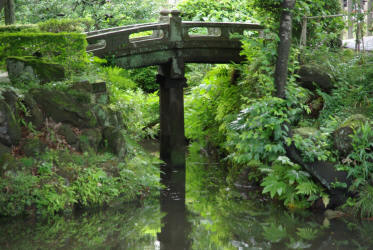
left=1, top=149, right=373, bottom=250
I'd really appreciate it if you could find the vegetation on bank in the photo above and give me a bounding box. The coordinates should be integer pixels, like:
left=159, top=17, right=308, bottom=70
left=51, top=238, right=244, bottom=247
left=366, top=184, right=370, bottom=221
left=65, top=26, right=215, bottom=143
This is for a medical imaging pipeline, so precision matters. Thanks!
left=0, top=3, right=164, bottom=217
left=180, top=0, right=373, bottom=217
left=1, top=0, right=373, bottom=219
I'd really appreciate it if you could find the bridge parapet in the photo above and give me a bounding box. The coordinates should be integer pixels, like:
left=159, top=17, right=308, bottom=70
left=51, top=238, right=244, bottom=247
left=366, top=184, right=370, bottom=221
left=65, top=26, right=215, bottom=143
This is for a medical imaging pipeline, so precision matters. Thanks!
left=86, top=10, right=263, bottom=68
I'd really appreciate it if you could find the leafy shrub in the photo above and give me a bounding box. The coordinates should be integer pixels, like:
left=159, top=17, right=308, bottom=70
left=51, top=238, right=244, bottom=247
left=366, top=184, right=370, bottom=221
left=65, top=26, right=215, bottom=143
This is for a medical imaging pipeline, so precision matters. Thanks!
left=38, top=18, right=94, bottom=33
left=0, top=149, right=161, bottom=217
left=0, top=32, right=87, bottom=72
left=0, top=24, right=38, bottom=33
left=178, top=0, right=256, bottom=22
left=259, top=157, right=328, bottom=209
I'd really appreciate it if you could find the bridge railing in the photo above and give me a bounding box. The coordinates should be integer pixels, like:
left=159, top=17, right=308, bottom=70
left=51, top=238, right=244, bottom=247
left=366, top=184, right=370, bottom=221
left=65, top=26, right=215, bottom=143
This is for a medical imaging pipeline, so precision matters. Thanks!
left=86, top=10, right=263, bottom=64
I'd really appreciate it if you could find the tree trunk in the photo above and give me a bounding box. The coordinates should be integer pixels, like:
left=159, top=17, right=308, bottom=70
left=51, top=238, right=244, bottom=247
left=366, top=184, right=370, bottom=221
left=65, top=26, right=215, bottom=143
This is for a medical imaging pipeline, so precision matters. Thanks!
left=274, top=0, right=296, bottom=99
left=4, top=0, right=15, bottom=25
left=0, top=1, right=4, bottom=12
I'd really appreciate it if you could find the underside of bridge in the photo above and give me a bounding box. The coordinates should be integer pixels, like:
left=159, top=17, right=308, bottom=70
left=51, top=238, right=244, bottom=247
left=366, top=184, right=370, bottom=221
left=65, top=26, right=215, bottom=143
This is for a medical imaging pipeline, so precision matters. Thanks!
left=86, top=10, right=263, bottom=168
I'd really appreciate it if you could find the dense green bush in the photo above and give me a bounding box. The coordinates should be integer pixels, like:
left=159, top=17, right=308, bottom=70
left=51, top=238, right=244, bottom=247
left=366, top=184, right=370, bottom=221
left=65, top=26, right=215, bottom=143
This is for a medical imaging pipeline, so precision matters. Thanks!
left=38, top=18, right=94, bottom=33
left=0, top=32, right=87, bottom=72
left=178, top=0, right=256, bottom=22
left=15, top=0, right=169, bottom=29
left=0, top=149, right=161, bottom=217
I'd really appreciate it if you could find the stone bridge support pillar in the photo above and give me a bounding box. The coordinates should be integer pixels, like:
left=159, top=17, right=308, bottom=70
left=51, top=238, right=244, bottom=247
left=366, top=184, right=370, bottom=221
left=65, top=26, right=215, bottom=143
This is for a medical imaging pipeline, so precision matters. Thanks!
left=157, top=10, right=187, bottom=169
left=157, top=58, right=186, bottom=169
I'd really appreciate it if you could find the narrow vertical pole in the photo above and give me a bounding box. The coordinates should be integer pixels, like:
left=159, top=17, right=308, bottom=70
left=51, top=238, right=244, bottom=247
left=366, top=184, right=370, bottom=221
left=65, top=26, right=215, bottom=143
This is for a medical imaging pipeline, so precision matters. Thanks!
left=300, top=17, right=307, bottom=47
left=368, top=0, right=372, bottom=36
left=348, top=0, right=354, bottom=39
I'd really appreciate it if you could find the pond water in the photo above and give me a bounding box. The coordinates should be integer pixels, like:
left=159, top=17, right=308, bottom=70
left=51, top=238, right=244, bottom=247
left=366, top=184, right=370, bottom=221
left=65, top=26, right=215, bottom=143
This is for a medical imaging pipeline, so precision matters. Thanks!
left=1, top=147, right=373, bottom=250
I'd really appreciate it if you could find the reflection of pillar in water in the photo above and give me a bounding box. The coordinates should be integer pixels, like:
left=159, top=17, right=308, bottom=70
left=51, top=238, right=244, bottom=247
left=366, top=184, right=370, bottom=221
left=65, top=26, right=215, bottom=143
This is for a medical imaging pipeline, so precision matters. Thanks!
left=158, top=166, right=190, bottom=250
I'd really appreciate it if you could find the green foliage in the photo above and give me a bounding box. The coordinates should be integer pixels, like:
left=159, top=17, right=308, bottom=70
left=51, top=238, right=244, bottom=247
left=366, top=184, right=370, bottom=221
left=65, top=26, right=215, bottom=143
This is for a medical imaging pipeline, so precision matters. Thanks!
left=15, top=0, right=169, bottom=29
left=101, top=66, right=137, bottom=90
left=352, top=185, right=373, bottom=218
left=341, top=123, right=373, bottom=191
left=178, top=0, right=256, bottom=22
left=0, top=149, right=161, bottom=217
left=38, top=18, right=94, bottom=33
left=252, top=0, right=344, bottom=45
left=259, top=157, right=326, bottom=209
left=127, top=67, right=158, bottom=93
left=0, top=24, right=38, bottom=32
left=292, top=131, right=334, bottom=162
left=109, top=87, right=159, bottom=139
left=0, top=32, right=87, bottom=73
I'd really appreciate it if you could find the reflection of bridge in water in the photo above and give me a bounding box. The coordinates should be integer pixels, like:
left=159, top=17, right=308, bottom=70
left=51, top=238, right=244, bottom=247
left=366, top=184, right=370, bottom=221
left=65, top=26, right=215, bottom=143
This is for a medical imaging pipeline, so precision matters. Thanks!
left=86, top=9, right=262, bottom=168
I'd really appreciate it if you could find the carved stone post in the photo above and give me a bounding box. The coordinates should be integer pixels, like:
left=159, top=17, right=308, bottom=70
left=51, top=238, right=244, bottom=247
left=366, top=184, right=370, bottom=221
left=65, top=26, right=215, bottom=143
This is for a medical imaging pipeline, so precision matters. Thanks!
left=157, top=10, right=186, bottom=169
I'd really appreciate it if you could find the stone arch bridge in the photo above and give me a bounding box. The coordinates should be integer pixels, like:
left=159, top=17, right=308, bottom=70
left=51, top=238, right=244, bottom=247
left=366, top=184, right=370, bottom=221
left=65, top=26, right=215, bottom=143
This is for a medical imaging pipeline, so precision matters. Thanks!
left=86, top=10, right=263, bottom=168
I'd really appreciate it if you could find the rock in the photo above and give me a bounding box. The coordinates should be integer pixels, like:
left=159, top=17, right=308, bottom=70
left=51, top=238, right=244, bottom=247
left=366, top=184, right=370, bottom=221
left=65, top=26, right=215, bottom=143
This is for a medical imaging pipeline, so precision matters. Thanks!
left=0, top=100, right=21, bottom=146
left=21, top=137, right=46, bottom=157
left=103, top=127, right=126, bottom=158
left=0, top=71, right=10, bottom=84
left=333, top=114, right=370, bottom=156
left=2, top=90, right=18, bottom=113
left=7, top=56, right=65, bottom=84
left=31, top=88, right=98, bottom=128
left=71, top=80, right=92, bottom=93
left=23, top=93, right=44, bottom=130
left=298, top=64, right=334, bottom=93
left=306, top=96, right=324, bottom=118
left=92, top=82, right=108, bottom=104
left=57, top=124, right=79, bottom=147
left=286, top=141, right=350, bottom=207
left=324, top=209, right=345, bottom=219
left=293, top=127, right=320, bottom=138
left=0, top=143, right=11, bottom=158
left=93, top=105, right=119, bottom=128
left=79, top=128, right=102, bottom=153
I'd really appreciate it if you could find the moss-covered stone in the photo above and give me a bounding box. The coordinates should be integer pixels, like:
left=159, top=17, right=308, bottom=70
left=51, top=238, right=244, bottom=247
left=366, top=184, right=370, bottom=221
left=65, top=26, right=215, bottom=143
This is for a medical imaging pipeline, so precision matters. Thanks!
left=0, top=100, right=21, bottom=146
left=293, top=127, right=320, bottom=138
left=297, top=64, right=334, bottom=93
left=0, top=143, right=11, bottom=158
left=7, top=56, right=65, bottom=84
left=93, top=105, right=119, bottom=128
left=333, top=114, right=371, bottom=156
left=57, top=124, right=79, bottom=148
left=23, top=93, right=44, bottom=130
left=71, top=80, right=93, bottom=93
left=31, top=88, right=98, bottom=128
left=103, top=126, right=126, bottom=158
left=21, top=138, right=46, bottom=157
left=78, top=128, right=102, bottom=153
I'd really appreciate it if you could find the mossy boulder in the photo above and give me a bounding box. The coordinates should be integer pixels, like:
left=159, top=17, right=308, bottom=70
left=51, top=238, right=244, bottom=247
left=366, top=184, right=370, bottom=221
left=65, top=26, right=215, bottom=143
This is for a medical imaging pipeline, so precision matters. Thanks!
left=31, top=88, right=97, bottom=128
left=57, top=124, right=79, bottom=148
left=293, top=127, right=320, bottom=138
left=78, top=128, right=102, bottom=153
left=0, top=143, right=11, bottom=158
left=23, top=93, right=44, bottom=130
left=103, top=127, right=126, bottom=158
left=7, top=56, right=65, bottom=84
left=298, top=64, right=334, bottom=93
left=333, top=114, right=371, bottom=156
left=93, top=105, right=120, bottom=128
left=0, top=100, right=21, bottom=146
